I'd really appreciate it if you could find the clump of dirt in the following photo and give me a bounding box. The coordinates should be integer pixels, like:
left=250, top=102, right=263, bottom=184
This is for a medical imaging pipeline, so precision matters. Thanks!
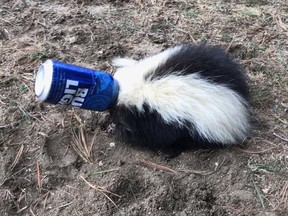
left=0, top=0, right=288, bottom=215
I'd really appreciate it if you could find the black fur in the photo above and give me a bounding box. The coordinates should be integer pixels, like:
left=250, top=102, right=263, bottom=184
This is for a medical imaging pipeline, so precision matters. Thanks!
left=111, top=44, right=250, bottom=152
left=150, top=44, right=249, bottom=99
left=111, top=104, right=224, bottom=152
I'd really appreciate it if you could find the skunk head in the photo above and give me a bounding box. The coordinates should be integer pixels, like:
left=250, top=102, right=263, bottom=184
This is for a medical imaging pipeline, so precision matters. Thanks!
left=111, top=44, right=251, bottom=150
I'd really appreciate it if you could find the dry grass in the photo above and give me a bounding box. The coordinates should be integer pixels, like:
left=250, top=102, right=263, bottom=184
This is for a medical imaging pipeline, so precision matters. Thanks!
left=70, top=114, right=96, bottom=163
left=36, top=161, right=42, bottom=192
left=0, top=0, right=287, bottom=215
left=278, top=181, right=288, bottom=209
left=29, top=192, right=50, bottom=216
left=8, top=144, right=24, bottom=171
left=79, top=175, right=120, bottom=210
left=138, top=159, right=178, bottom=174
left=273, top=132, right=288, bottom=143
left=178, top=158, right=226, bottom=175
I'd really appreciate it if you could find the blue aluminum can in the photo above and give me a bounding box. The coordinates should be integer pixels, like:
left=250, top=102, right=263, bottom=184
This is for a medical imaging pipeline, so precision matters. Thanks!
left=35, top=60, right=119, bottom=111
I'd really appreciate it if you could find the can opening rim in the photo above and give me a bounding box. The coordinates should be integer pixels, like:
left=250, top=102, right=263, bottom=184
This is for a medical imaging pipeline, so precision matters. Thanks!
left=35, top=64, right=45, bottom=96
left=35, top=60, right=53, bottom=101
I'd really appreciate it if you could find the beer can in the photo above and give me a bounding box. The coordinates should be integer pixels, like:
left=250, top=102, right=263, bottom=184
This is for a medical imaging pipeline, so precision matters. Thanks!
left=35, top=60, right=119, bottom=111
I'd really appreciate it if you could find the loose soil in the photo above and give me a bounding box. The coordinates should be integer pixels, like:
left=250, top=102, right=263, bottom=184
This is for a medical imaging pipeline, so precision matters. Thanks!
left=0, top=0, right=287, bottom=215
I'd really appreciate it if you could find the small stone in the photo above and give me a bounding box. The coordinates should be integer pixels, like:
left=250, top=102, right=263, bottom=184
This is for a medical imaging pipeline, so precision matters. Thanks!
left=262, top=188, right=269, bottom=194
left=109, top=142, right=116, bottom=148
left=98, top=161, right=104, bottom=167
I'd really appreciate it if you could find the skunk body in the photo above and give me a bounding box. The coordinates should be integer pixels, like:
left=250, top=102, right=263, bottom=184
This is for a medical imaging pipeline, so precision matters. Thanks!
left=111, top=44, right=251, bottom=151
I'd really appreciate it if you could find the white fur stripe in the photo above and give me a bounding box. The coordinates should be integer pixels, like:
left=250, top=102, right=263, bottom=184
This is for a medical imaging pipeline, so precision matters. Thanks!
left=142, top=73, right=249, bottom=144
left=113, top=46, right=250, bottom=144
left=113, top=46, right=183, bottom=109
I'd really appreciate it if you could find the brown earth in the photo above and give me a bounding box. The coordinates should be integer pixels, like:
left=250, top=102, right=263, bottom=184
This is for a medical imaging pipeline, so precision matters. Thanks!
left=0, top=0, right=288, bottom=215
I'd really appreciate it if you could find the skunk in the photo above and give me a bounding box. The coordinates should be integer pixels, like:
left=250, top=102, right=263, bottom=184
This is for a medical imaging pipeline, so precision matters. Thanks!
left=110, top=44, right=251, bottom=152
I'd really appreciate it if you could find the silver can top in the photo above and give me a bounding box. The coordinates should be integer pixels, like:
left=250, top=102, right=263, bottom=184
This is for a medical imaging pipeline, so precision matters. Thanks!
left=35, top=60, right=53, bottom=102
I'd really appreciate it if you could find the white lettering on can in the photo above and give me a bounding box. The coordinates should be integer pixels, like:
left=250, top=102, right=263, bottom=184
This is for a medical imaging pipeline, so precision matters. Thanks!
left=59, top=79, right=89, bottom=107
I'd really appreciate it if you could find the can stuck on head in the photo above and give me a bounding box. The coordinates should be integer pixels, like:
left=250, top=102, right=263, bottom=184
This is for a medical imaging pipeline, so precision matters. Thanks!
left=35, top=60, right=119, bottom=111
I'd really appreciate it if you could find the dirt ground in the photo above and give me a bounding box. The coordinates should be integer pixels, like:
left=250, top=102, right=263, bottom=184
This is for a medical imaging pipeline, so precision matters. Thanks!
left=0, top=0, right=287, bottom=215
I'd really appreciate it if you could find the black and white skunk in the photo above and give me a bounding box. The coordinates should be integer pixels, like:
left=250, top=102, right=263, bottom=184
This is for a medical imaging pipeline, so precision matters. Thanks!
left=110, top=44, right=251, bottom=152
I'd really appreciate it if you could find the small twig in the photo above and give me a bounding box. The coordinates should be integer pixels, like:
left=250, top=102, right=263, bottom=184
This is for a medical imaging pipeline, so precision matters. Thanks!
left=53, top=190, right=76, bottom=210
left=42, top=192, right=49, bottom=213
left=252, top=175, right=265, bottom=209
left=54, top=200, right=74, bottom=210
left=29, top=192, right=50, bottom=215
left=70, top=127, right=94, bottom=163
left=225, top=37, right=235, bottom=53
left=236, top=137, right=280, bottom=154
left=236, top=146, right=278, bottom=154
left=61, top=117, right=65, bottom=128
left=70, top=114, right=96, bottom=163
left=0, top=17, right=12, bottom=24
left=273, top=133, right=288, bottom=143
left=80, top=127, right=89, bottom=154
left=6, top=190, right=20, bottom=211
left=94, top=168, right=120, bottom=175
left=9, top=144, right=24, bottom=171
left=272, top=113, right=288, bottom=125
left=89, top=132, right=97, bottom=154
left=74, top=113, right=83, bottom=125
left=17, top=190, right=26, bottom=203
left=80, top=176, right=120, bottom=210
left=29, top=208, right=36, bottom=216
left=0, top=123, right=19, bottom=129
left=16, top=206, right=28, bottom=214
left=38, top=132, right=48, bottom=138
left=1, top=166, right=32, bottom=187
left=79, top=176, right=120, bottom=197
left=256, top=138, right=279, bottom=147
left=138, top=160, right=178, bottom=174
left=178, top=158, right=226, bottom=175
left=36, top=162, right=42, bottom=192
left=279, top=181, right=288, bottom=205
